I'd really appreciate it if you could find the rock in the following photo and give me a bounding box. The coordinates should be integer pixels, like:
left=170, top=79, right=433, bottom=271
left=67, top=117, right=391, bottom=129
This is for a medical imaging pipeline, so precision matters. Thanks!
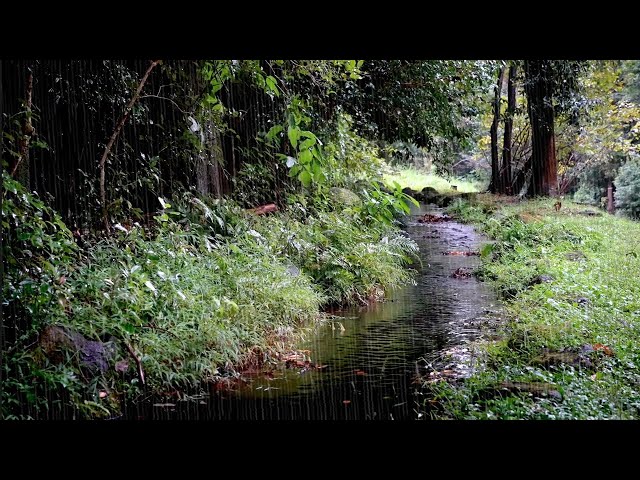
left=529, top=274, right=555, bottom=286
left=39, top=325, right=115, bottom=374
left=577, top=209, right=602, bottom=217
left=286, top=265, right=301, bottom=277
left=565, top=251, right=586, bottom=262
left=575, top=296, right=590, bottom=306
left=532, top=350, right=593, bottom=369
left=421, top=186, right=439, bottom=196
left=329, top=187, right=362, bottom=207
left=420, top=186, right=440, bottom=203
left=497, top=381, right=562, bottom=400
left=434, top=195, right=454, bottom=207
left=402, top=187, right=417, bottom=195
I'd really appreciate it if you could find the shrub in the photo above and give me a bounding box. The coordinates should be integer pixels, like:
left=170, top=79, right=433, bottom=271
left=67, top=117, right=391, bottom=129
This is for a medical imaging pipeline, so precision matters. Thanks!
left=614, top=158, right=640, bottom=219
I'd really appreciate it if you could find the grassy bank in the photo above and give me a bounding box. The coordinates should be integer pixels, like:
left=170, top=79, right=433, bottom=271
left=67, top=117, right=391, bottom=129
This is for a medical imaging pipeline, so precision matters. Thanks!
left=427, top=195, right=640, bottom=419
left=383, top=167, right=484, bottom=194
left=1, top=172, right=417, bottom=419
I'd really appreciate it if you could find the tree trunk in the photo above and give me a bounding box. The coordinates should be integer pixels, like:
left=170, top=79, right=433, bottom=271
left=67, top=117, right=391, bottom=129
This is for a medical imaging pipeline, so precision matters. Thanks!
left=195, top=119, right=225, bottom=198
left=501, top=63, right=517, bottom=195
left=524, top=60, right=557, bottom=197
left=490, top=66, right=506, bottom=193
left=607, top=182, right=615, bottom=214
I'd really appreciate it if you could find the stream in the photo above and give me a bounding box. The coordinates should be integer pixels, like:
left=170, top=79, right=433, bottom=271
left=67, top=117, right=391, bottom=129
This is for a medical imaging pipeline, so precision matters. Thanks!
left=128, top=203, right=503, bottom=420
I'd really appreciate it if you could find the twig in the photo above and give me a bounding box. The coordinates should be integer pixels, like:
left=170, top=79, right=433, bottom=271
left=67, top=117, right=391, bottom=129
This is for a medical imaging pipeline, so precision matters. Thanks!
left=124, top=341, right=146, bottom=385
left=99, top=59, right=161, bottom=233
left=139, top=94, right=188, bottom=115
left=10, top=69, right=34, bottom=177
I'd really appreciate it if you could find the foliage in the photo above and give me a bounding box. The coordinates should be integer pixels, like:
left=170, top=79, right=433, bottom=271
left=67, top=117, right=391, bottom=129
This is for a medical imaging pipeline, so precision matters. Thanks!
left=383, top=167, right=484, bottom=193
left=1, top=170, right=80, bottom=419
left=614, top=157, right=640, bottom=219
left=349, top=60, right=495, bottom=150
left=1, top=171, right=417, bottom=418
left=621, top=60, right=640, bottom=104
left=427, top=197, right=640, bottom=419
left=321, top=111, right=386, bottom=187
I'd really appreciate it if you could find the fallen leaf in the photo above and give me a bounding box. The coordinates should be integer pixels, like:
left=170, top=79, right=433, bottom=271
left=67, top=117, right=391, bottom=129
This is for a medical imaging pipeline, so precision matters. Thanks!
left=99, top=391, right=108, bottom=398
left=593, top=343, right=614, bottom=356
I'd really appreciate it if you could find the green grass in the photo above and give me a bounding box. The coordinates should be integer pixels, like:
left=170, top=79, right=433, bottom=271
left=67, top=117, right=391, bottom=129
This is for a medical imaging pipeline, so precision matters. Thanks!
left=2, top=187, right=417, bottom=419
left=383, top=167, right=484, bottom=193
left=427, top=196, right=640, bottom=419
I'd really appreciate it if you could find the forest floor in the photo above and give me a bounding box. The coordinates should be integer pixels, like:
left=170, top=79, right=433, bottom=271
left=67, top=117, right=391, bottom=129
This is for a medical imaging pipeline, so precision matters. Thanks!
left=422, top=194, right=640, bottom=419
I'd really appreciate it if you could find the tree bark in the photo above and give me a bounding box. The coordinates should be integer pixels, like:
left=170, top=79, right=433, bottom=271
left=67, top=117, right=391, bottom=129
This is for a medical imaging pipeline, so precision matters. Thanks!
left=195, top=119, right=225, bottom=198
left=607, top=182, right=615, bottom=214
left=490, top=66, right=506, bottom=193
left=524, top=60, right=557, bottom=197
left=501, top=63, right=517, bottom=195
left=99, top=60, right=160, bottom=232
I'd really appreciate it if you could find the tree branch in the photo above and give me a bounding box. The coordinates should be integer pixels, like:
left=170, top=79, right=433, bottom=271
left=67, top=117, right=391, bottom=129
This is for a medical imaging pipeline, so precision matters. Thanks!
left=124, top=341, right=146, bottom=385
left=99, top=60, right=161, bottom=232
left=139, top=94, right=188, bottom=115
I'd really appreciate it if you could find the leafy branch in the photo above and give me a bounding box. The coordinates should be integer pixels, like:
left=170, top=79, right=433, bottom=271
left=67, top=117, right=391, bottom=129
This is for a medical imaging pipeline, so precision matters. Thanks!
left=99, top=59, right=161, bottom=232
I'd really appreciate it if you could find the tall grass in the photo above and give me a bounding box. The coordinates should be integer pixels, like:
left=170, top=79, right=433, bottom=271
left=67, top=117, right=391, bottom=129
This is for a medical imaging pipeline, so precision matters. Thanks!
left=1, top=188, right=418, bottom=419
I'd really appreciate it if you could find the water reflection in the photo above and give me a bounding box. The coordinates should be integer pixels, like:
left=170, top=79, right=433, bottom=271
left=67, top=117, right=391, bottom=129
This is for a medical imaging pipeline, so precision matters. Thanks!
left=130, top=204, right=501, bottom=420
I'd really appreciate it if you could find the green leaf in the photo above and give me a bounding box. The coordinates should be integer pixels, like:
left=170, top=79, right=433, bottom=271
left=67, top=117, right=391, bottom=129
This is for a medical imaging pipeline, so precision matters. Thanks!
left=298, top=149, right=312, bottom=165
left=298, top=170, right=312, bottom=188
left=266, top=124, right=283, bottom=142
left=299, top=137, right=316, bottom=150
left=405, top=195, right=420, bottom=207
left=289, top=165, right=302, bottom=177
left=299, top=130, right=317, bottom=140
left=265, top=76, right=279, bottom=96
left=288, top=127, right=300, bottom=149
left=480, top=243, right=494, bottom=258
left=311, top=161, right=323, bottom=177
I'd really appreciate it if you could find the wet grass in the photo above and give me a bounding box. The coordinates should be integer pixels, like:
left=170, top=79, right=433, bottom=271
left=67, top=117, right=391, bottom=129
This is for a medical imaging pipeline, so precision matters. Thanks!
left=2, top=190, right=417, bottom=419
left=383, top=167, right=484, bottom=193
left=425, top=196, right=640, bottom=419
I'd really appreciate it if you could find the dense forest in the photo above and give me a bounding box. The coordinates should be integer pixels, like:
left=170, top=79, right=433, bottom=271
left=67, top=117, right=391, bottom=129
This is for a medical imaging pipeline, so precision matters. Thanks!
left=2, top=59, right=639, bottom=420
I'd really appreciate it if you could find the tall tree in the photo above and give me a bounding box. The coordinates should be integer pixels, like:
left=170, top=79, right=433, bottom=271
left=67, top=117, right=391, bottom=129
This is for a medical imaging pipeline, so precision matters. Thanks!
left=501, top=63, right=517, bottom=194
left=524, top=60, right=558, bottom=197
left=489, top=65, right=506, bottom=193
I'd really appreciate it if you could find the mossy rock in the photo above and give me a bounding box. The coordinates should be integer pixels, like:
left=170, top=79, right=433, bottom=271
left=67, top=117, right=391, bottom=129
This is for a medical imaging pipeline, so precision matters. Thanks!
left=329, top=187, right=363, bottom=207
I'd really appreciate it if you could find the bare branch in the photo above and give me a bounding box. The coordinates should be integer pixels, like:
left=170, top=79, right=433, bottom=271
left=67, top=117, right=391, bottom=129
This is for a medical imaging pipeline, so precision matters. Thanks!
left=139, top=94, right=188, bottom=115
left=99, top=60, right=161, bottom=233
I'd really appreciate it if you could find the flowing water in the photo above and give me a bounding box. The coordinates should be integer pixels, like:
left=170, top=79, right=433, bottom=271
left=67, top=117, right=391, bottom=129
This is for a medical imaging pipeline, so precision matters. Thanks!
left=128, top=204, right=503, bottom=420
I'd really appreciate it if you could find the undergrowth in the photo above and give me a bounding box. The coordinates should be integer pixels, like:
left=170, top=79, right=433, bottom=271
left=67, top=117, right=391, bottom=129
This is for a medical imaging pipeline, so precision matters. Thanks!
left=425, top=196, right=640, bottom=419
left=1, top=171, right=417, bottom=419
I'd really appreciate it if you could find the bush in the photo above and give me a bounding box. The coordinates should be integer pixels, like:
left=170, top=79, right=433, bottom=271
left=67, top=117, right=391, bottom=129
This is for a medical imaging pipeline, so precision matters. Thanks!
left=614, top=158, right=640, bottom=219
